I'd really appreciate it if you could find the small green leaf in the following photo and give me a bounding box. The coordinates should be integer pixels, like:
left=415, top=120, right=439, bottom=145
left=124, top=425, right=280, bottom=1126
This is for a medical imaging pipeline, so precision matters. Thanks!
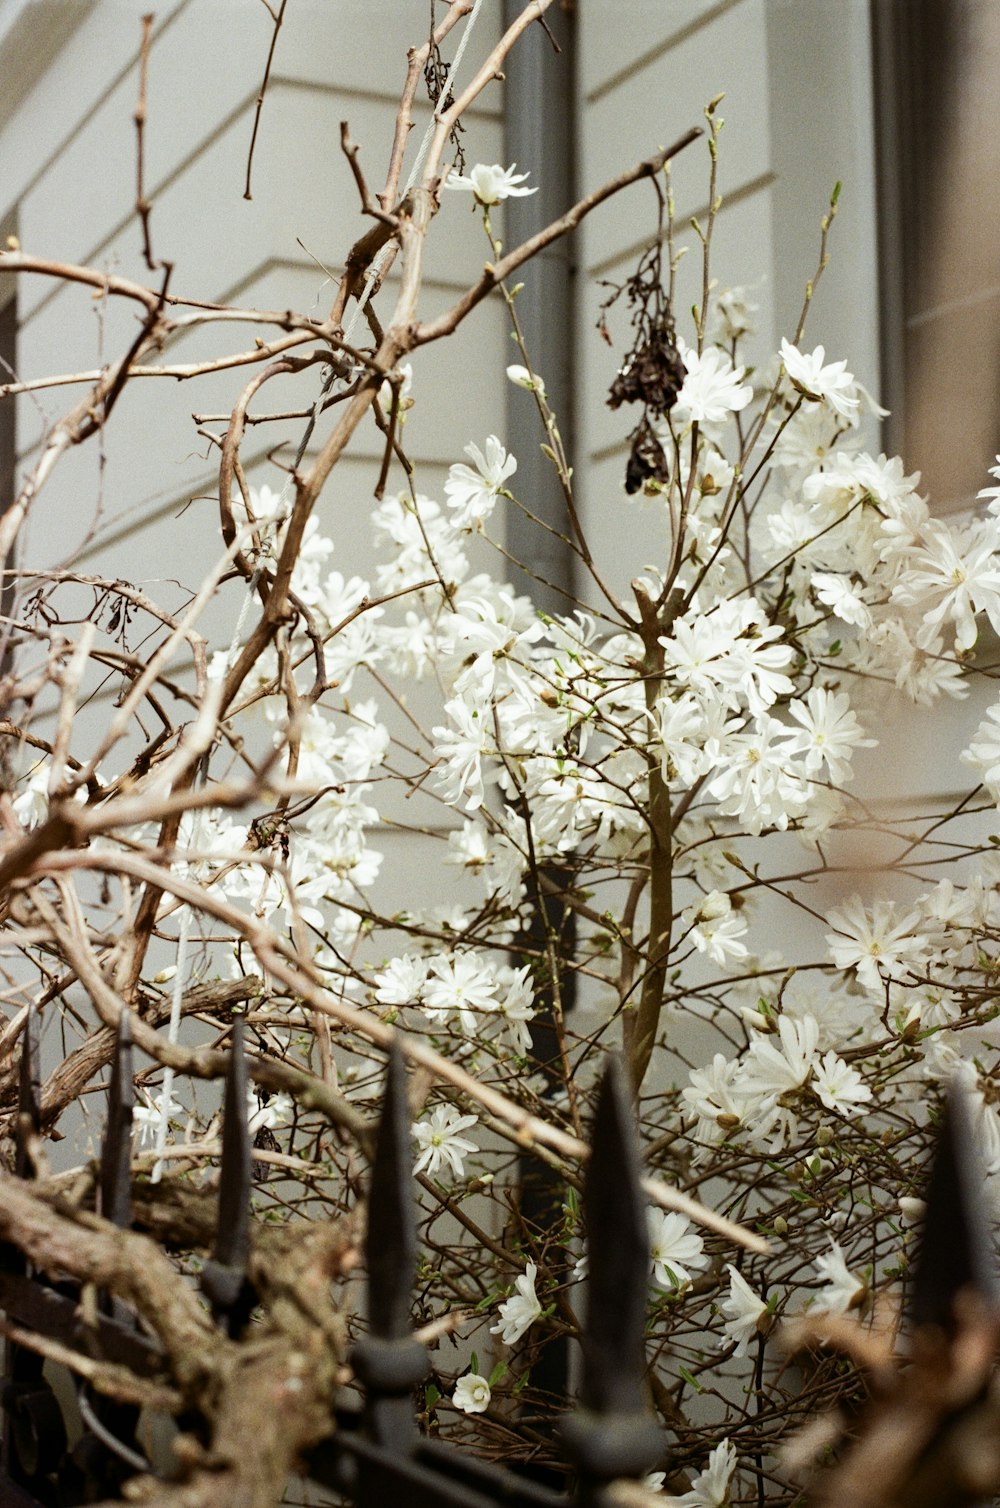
left=678, top=1366, right=704, bottom=1393
left=488, top=1360, right=508, bottom=1387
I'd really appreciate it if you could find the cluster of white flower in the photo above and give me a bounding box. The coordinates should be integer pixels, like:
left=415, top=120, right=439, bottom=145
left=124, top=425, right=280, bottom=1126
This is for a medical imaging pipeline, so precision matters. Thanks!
left=25, top=152, right=1000, bottom=1490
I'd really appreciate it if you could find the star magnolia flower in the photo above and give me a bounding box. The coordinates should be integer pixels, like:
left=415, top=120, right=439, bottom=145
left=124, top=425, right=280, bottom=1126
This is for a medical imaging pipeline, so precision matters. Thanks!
left=648, top=1209, right=707, bottom=1290
left=681, top=890, right=749, bottom=966
left=412, top=1104, right=479, bottom=1178
left=445, top=162, right=536, bottom=204
left=825, top=896, right=927, bottom=992
left=432, top=696, right=490, bottom=811
left=977, top=455, right=1000, bottom=514
left=720, top=1266, right=769, bottom=1356
left=812, top=1050, right=872, bottom=1114
left=133, top=1089, right=185, bottom=1150
left=811, top=571, right=872, bottom=630
left=780, top=338, right=860, bottom=418
left=453, top=1371, right=491, bottom=1413
left=746, top=1014, right=819, bottom=1095
left=246, top=1088, right=293, bottom=1137
left=673, top=343, right=753, bottom=425
left=490, top=1261, right=542, bottom=1345
left=666, top=1439, right=737, bottom=1508
left=963, top=701, right=1000, bottom=802
left=892, top=516, right=1000, bottom=651
left=444, top=436, right=517, bottom=530
left=784, top=687, right=875, bottom=785
left=812, top=1240, right=865, bottom=1314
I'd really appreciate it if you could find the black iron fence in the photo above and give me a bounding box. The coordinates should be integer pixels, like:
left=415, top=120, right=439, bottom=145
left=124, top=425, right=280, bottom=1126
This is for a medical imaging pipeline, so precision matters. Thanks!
left=0, top=1012, right=666, bottom=1506
left=0, top=1009, right=998, bottom=1507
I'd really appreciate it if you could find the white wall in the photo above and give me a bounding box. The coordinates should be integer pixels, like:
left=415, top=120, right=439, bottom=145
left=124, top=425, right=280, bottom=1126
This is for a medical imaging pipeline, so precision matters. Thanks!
left=574, top=0, right=880, bottom=600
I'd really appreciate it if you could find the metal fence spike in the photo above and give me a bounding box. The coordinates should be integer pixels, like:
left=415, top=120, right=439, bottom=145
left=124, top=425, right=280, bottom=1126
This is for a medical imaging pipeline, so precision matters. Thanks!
left=560, top=1055, right=665, bottom=1496
left=367, top=1038, right=416, bottom=1342
left=98, top=1013, right=134, bottom=1230
left=579, top=1055, right=649, bottom=1415
left=909, top=1079, right=1000, bottom=1332
left=15, top=1009, right=41, bottom=1183
left=214, top=1016, right=251, bottom=1270
left=350, top=1039, right=429, bottom=1452
left=200, top=1017, right=256, bottom=1336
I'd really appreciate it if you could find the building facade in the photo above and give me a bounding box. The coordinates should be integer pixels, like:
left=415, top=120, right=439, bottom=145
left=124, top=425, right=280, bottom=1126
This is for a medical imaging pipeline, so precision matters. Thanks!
left=0, top=0, right=993, bottom=842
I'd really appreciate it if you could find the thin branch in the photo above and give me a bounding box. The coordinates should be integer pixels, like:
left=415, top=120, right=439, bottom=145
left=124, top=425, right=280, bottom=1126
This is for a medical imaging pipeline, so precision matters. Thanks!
left=414, top=128, right=703, bottom=347
left=244, top=0, right=289, bottom=200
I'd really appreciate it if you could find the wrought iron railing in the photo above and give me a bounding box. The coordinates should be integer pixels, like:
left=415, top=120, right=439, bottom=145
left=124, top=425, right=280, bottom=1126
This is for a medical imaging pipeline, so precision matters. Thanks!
left=0, top=1012, right=667, bottom=1506
left=0, top=1008, right=998, bottom=1507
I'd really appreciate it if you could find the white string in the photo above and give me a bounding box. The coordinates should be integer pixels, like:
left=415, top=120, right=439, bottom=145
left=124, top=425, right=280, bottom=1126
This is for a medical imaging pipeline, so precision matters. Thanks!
left=152, top=2, right=487, bottom=1175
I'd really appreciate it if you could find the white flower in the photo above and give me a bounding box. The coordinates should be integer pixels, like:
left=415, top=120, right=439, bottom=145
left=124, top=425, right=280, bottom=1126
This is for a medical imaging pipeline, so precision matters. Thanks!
left=682, top=1054, right=749, bottom=1145
left=978, top=455, right=1000, bottom=514
left=673, top=343, right=753, bottom=425
left=11, top=760, right=50, bottom=828
left=713, top=286, right=758, bottom=342
left=412, top=1104, right=479, bottom=1179
left=681, top=890, right=749, bottom=967
left=784, top=688, right=875, bottom=785
left=445, top=162, right=536, bottom=205
left=899, top=1196, right=926, bottom=1223
left=812, top=1240, right=865, bottom=1314
left=421, top=951, right=499, bottom=1034
left=720, top=1266, right=768, bottom=1356
left=453, top=1371, right=491, bottom=1413
left=246, top=1089, right=293, bottom=1136
left=495, top=963, right=536, bottom=1055
left=374, top=953, right=428, bottom=1007
left=507, top=363, right=546, bottom=395
left=666, top=1439, right=737, bottom=1508
left=963, top=701, right=1000, bottom=802
left=746, top=1014, right=819, bottom=1095
left=893, top=517, right=1000, bottom=651
left=432, top=696, right=490, bottom=811
left=133, top=1089, right=185, bottom=1150
left=655, top=692, right=708, bottom=785
left=378, top=360, right=412, bottom=413
left=825, top=897, right=927, bottom=992
left=648, top=1210, right=707, bottom=1290
left=491, top=1261, right=542, bottom=1345
left=780, top=338, right=860, bottom=418
left=444, top=436, right=517, bottom=530
left=811, top=572, right=872, bottom=629
left=812, top=1051, right=872, bottom=1114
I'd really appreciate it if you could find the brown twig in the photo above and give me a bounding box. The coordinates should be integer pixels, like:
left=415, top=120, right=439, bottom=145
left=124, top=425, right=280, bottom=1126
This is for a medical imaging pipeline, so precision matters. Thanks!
left=244, top=0, right=290, bottom=200
left=134, top=13, right=160, bottom=272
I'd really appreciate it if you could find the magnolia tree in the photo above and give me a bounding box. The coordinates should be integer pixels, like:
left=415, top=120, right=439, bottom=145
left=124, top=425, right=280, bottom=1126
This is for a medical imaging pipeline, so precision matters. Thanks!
left=3, top=4, right=1000, bottom=1505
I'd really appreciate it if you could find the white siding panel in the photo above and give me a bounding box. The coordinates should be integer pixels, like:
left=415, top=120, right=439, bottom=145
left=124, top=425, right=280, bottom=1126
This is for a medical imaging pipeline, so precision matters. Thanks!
left=18, top=83, right=503, bottom=328
left=276, top=0, right=502, bottom=105
left=580, top=0, right=740, bottom=100
left=0, top=0, right=188, bottom=222
left=579, top=0, right=770, bottom=272
left=764, top=0, right=880, bottom=399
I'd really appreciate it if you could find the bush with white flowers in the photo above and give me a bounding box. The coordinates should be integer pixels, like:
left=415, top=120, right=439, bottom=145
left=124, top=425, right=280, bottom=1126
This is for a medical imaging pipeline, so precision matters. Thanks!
left=7, top=48, right=1000, bottom=1504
